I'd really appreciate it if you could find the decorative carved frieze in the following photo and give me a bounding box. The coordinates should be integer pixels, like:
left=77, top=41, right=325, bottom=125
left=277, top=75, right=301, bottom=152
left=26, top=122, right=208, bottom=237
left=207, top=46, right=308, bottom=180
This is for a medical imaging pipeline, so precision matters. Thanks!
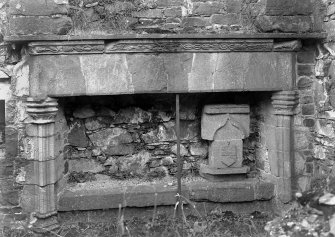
left=28, top=40, right=105, bottom=55
left=26, top=38, right=306, bottom=55
left=105, top=39, right=274, bottom=53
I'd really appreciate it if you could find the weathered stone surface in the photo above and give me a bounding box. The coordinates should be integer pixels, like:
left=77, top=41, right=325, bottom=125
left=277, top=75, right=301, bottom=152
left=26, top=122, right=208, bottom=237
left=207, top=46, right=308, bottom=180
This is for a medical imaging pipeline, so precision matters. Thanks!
left=256, top=15, right=312, bottom=33
left=89, top=128, right=134, bottom=155
left=192, top=2, right=224, bottom=16
left=58, top=179, right=274, bottom=211
left=190, top=142, right=208, bottom=157
left=68, top=122, right=88, bottom=147
left=171, top=144, right=188, bottom=157
left=5, top=127, right=18, bottom=158
left=141, top=130, right=159, bottom=144
left=9, top=0, right=68, bottom=16
left=297, top=76, right=313, bottom=90
left=8, top=15, right=73, bottom=35
left=68, top=159, right=104, bottom=173
left=73, top=106, right=95, bottom=119
left=30, top=52, right=294, bottom=97
left=265, top=0, right=312, bottom=16
left=118, top=151, right=151, bottom=175
left=210, top=14, right=241, bottom=25
left=181, top=17, right=210, bottom=27
left=85, top=117, right=106, bottom=131
left=114, top=107, right=152, bottom=124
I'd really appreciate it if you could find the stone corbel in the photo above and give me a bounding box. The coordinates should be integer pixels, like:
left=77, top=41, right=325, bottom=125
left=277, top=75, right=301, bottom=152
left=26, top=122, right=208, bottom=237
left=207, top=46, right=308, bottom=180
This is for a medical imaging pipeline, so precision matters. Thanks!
left=25, top=97, right=59, bottom=232
left=271, top=91, right=298, bottom=203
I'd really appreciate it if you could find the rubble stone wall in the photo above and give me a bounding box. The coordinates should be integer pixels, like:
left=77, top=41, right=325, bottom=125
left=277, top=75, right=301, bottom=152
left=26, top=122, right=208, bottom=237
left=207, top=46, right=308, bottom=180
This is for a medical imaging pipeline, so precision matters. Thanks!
left=62, top=94, right=270, bottom=183
left=7, top=0, right=320, bottom=36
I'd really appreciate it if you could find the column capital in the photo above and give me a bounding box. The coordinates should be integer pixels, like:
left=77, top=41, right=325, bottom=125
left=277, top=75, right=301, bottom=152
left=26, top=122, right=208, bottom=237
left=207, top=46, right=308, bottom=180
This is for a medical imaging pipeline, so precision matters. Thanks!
left=26, top=97, right=58, bottom=124
left=271, top=91, right=299, bottom=116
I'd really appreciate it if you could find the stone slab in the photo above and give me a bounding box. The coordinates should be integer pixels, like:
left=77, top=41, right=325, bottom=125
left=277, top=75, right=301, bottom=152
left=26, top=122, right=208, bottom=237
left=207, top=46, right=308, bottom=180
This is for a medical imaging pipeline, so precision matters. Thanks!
left=29, top=52, right=294, bottom=97
left=58, top=179, right=274, bottom=211
left=8, top=16, right=72, bottom=36
left=9, top=0, right=68, bottom=16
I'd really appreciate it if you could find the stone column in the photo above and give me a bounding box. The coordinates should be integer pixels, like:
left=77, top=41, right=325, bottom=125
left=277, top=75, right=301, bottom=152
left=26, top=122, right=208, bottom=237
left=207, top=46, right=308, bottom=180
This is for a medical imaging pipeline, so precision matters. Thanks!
left=271, top=91, right=298, bottom=203
left=25, top=97, right=59, bottom=232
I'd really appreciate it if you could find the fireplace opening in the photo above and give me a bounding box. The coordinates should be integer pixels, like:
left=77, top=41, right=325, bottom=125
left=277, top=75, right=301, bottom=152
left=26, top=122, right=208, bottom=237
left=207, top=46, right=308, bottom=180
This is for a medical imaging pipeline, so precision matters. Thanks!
left=56, top=92, right=274, bottom=189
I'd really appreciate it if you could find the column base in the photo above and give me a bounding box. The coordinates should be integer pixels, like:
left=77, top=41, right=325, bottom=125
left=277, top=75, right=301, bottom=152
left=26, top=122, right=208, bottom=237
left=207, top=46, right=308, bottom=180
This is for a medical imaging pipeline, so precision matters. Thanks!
left=33, top=214, right=59, bottom=234
left=200, top=164, right=250, bottom=182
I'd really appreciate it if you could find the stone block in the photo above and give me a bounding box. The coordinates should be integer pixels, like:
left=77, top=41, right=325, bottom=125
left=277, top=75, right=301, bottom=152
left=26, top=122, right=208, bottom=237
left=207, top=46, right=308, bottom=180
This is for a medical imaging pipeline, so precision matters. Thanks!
left=113, top=107, right=152, bottom=124
left=132, top=9, right=163, bottom=18
left=73, top=106, right=95, bottom=119
left=0, top=190, right=20, bottom=206
left=9, top=0, right=68, bottom=16
left=189, top=142, right=208, bottom=158
left=156, top=0, right=183, bottom=7
left=68, top=159, right=104, bottom=173
left=301, top=104, right=315, bottom=115
left=181, top=17, right=210, bottom=27
left=226, top=0, right=242, bottom=13
left=118, top=151, right=151, bottom=175
left=300, top=95, right=314, bottom=104
left=297, top=65, right=314, bottom=76
left=210, top=14, right=241, bottom=25
left=255, top=182, right=275, bottom=200
left=5, top=127, right=18, bottom=158
left=0, top=160, right=13, bottom=177
left=8, top=15, right=73, bottom=36
left=256, top=15, right=312, bottom=33
left=265, top=0, right=312, bottom=16
left=68, top=122, right=88, bottom=148
left=164, top=7, right=183, bottom=18
left=192, top=2, right=224, bottom=16
left=89, top=127, right=135, bottom=155
left=297, top=76, right=313, bottom=90
left=297, top=50, right=315, bottom=64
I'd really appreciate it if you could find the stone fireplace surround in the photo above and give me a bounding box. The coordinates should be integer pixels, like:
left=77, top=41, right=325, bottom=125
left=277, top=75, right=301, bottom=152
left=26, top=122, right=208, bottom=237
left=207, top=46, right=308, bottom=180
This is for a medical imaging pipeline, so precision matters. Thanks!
left=14, top=33, right=318, bottom=231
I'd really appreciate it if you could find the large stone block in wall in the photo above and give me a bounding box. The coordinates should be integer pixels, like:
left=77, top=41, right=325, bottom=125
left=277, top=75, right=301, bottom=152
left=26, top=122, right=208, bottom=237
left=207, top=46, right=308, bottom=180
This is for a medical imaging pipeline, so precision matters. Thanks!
left=9, top=0, right=68, bottom=16
left=256, top=15, right=312, bottom=33
left=8, top=15, right=72, bottom=35
left=265, top=0, right=312, bottom=16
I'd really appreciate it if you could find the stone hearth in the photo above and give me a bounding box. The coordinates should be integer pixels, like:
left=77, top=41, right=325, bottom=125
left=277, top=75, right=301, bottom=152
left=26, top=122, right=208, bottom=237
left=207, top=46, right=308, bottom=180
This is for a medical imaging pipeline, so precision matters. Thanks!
left=17, top=35, right=303, bottom=230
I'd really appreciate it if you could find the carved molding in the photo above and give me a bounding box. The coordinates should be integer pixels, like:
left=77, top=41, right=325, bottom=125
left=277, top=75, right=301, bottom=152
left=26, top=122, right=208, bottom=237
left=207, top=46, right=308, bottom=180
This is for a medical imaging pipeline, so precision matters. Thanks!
left=273, top=40, right=302, bottom=51
left=26, top=97, right=58, bottom=124
left=26, top=39, right=307, bottom=54
left=105, top=39, right=274, bottom=53
left=28, top=41, right=105, bottom=55
left=272, top=91, right=299, bottom=116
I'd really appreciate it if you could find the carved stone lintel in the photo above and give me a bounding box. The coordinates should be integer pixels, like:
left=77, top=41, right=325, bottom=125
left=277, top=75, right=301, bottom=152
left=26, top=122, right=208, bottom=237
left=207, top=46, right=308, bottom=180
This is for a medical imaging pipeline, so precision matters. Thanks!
left=272, top=91, right=299, bottom=116
left=28, top=41, right=105, bottom=55
left=106, top=39, right=274, bottom=53
left=26, top=97, right=58, bottom=124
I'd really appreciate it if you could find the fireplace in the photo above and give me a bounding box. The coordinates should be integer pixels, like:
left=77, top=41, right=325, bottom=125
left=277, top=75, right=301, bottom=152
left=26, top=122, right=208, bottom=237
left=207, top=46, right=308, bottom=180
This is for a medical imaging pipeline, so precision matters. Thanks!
left=19, top=35, right=302, bottom=230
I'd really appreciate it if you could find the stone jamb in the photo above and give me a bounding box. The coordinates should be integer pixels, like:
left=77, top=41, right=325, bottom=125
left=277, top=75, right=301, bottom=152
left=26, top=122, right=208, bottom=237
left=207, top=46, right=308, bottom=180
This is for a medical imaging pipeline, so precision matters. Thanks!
left=25, top=97, right=59, bottom=232
left=271, top=90, right=298, bottom=203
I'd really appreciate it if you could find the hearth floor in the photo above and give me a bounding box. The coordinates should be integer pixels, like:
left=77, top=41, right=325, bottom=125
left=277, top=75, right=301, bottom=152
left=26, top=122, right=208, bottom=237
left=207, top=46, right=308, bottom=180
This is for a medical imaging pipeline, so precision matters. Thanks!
left=58, top=176, right=275, bottom=212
